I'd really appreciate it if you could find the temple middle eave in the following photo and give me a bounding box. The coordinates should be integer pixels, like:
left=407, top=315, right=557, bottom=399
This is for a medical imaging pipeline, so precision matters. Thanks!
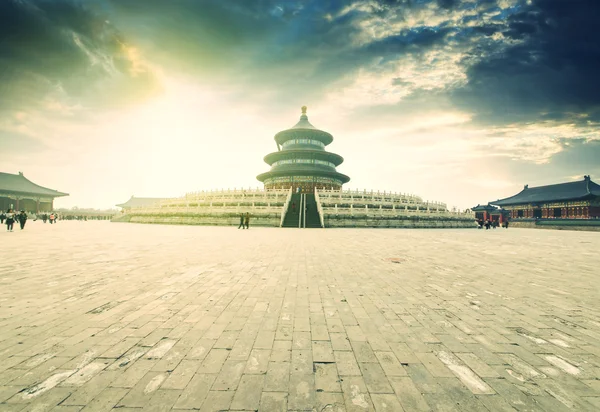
left=263, top=150, right=344, bottom=167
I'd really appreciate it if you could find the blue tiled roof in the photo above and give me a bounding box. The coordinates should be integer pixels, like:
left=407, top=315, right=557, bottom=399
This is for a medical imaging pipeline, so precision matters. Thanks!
left=490, top=176, right=600, bottom=206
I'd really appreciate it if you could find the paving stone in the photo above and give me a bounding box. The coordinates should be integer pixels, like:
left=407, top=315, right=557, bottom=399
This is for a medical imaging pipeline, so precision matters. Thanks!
left=291, top=349, right=313, bottom=375
left=173, top=373, right=216, bottom=409
left=314, top=362, right=341, bottom=393
left=374, top=351, right=408, bottom=377
left=196, top=348, right=229, bottom=374
left=415, top=352, right=454, bottom=378
left=211, top=359, right=245, bottom=391
left=388, top=376, right=430, bottom=411
left=2, top=225, right=600, bottom=411
left=370, top=393, right=405, bottom=411
left=116, top=371, right=167, bottom=408
left=330, top=333, right=352, bottom=351
left=350, top=341, right=378, bottom=363
left=230, top=374, right=264, bottom=410
left=79, top=387, right=128, bottom=412
left=198, top=390, right=234, bottom=412
left=334, top=351, right=361, bottom=376
left=264, top=362, right=290, bottom=392
left=316, top=391, right=346, bottom=412
left=358, top=362, right=394, bottom=394
left=341, top=376, right=374, bottom=411
left=312, top=341, right=335, bottom=363
left=245, top=349, right=271, bottom=374
left=260, top=391, right=288, bottom=411
left=288, top=374, right=315, bottom=411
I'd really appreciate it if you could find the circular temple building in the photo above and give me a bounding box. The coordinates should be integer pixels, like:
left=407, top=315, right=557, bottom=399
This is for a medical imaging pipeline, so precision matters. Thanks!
left=257, top=106, right=350, bottom=192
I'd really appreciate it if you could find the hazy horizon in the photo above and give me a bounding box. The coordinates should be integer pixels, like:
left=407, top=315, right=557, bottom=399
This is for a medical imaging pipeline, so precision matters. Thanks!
left=2, top=0, right=599, bottom=210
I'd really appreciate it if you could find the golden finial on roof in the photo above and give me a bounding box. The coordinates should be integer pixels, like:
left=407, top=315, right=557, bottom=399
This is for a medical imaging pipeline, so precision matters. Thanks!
left=301, top=106, right=307, bottom=115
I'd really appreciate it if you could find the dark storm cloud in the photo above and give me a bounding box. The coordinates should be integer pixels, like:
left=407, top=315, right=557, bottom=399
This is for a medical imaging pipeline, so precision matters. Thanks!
left=0, top=0, right=159, bottom=114
left=3, top=0, right=598, bottom=135
left=103, top=0, right=473, bottom=105
left=454, top=0, right=600, bottom=127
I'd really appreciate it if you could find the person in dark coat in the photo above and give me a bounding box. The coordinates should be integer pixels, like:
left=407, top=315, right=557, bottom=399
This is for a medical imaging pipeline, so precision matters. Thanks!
left=244, top=212, right=250, bottom=229
left=18, top=210, right=27, bottom=230
left=238, top=213, right=245, bottom=229
left=0, top=212, right=5, bottom=224
left=42, top=213, right=47, bottom=223
left=5, top=209, right=15, bottom=232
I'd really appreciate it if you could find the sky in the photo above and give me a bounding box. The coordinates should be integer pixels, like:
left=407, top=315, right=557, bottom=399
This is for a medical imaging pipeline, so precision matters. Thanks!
left=1, top=0, right=599, bottom=210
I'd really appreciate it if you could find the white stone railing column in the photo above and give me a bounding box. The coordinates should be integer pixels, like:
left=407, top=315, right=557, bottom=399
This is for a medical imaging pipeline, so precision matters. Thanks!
left=280, top=187, right=293, bottom=228
left=314, top=188, right=325, bottom=228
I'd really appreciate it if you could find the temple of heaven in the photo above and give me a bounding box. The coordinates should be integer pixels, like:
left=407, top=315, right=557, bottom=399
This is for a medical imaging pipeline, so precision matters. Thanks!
left=257, top=106, right=350, bottom=192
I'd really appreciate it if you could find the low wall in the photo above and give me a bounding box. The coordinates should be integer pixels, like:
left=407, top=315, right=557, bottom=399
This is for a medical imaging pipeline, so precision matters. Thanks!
left=112, top=213, right=281, bottom=227
left=511, top=219, right=600, bottom=232
left=323, top=215, right=476, bottom=229
left=114, top=213, right=477, bottom=229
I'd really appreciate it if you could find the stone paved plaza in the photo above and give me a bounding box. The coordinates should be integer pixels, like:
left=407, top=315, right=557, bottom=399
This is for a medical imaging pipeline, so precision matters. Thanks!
left=1, top=222, right=600, bottom=411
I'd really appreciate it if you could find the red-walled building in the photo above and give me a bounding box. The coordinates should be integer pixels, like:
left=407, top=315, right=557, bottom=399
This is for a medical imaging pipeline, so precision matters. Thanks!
left=489, top=175, right=600, bottom=219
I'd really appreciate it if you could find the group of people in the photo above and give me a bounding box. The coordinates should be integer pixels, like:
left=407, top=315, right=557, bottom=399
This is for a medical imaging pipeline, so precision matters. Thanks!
left=39, top=213, right=58, bottom=224
left=238, top=213, right=251, bottom=229
left=477, top=218, right=509, bottom=229
left=1, top=209, right=28, bottom=231
left=1, top=210, right=59, bottom=232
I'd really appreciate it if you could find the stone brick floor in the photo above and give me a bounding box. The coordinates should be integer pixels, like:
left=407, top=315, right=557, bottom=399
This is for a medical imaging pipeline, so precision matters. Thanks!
left=1, top=221, right=599, bottom=411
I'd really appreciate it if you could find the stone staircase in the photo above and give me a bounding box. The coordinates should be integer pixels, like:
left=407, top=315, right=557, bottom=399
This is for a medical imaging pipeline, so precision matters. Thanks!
left=281, top=193, right=322, bottom=228
left=303, top=194, right=322, bottom=228
left=282, top=194, right=302, bottom=227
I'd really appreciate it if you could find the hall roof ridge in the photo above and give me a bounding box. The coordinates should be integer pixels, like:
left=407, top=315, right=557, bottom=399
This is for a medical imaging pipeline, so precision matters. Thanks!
left=0, top=171, right=68, bottom=197
left=490, top=176, right=600, bottom=206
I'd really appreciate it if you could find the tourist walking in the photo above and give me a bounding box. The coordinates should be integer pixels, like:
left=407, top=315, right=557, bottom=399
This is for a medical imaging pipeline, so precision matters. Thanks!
left=238, top=213, right=245, bottom=229
left=42, top=213, right=47, bottom=223
left=484, top=219, right=491, bottom=230
left=244, top=212, right=250, bottom=229
left=49, top=213, right=55, bottom=224
left=18, top=210, right=27, bottom=230
left=5, top=209, right=15, bottom=232
left=0, top=211, right=5, bottom=224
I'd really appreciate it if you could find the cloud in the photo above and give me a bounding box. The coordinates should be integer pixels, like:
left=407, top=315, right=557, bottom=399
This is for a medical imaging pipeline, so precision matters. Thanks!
left=0, top=0, right=161, bottom=116
left=453, top=0, right=600, bottom=128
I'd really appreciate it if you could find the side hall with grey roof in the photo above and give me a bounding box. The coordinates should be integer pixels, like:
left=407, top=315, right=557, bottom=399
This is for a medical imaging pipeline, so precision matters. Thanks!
left=0, top=171, right=68, bottom=212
